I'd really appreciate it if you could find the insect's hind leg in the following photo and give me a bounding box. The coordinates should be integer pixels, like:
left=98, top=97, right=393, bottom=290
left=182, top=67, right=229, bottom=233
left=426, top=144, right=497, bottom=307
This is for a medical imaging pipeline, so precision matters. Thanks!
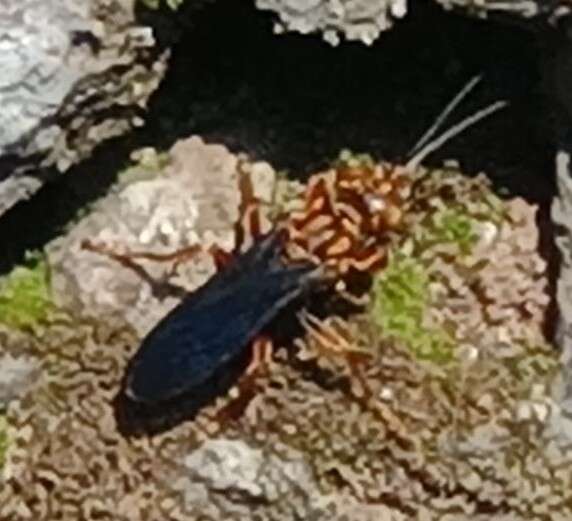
left=211, top=336, right=275, bottom=424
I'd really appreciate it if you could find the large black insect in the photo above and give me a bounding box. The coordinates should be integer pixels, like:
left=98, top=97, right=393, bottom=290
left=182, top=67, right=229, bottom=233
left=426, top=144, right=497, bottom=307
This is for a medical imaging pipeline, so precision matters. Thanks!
left=124, top=231, right=318, bottom=404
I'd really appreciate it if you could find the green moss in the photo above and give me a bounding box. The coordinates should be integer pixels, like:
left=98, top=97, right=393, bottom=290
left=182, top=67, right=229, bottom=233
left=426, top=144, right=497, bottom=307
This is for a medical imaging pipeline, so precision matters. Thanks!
left=425, top=208, right=478, bottom=255
left=0, top=252, right=54, bottom=330
left=369, top=253, right=454, bottom=363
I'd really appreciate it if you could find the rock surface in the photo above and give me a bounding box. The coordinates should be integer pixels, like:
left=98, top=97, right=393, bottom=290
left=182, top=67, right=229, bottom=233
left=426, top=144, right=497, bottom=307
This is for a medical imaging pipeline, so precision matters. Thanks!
left=553, top=151, right=572, bottom=406
left=46, top=137, right=276, bottom=336
left=255, top=0, right=572, bottom=45
left=255, top=0, right=408, bottom=46
left=0, top=0, right=167, bottom=215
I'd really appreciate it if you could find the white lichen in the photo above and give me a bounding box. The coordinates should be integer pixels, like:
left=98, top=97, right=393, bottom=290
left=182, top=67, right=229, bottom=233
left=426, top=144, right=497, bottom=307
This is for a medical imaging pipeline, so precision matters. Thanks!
left=257, top=0, right=407, bottom=45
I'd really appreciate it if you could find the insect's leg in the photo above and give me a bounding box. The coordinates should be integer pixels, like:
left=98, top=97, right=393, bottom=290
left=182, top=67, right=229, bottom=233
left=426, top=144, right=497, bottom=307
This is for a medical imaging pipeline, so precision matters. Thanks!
left=82, top=240, right=203, bottom=264
left=84, top=239, right=232, bottom=270
left=299, top=312, right=410, bottom=440
left=166, top=242, right=234, bottom=275
left=206, top=245, right=234, bottom=271
left=299, top=311, right=372, bottom=361
left=234, top=162, right=273, bottom=252
left=211, top=336, right=274, bottom=424
left=245, top=336, right=274, bottom=376
left=81, top=239, right=188, bottom=299
left=82, top=238, right=234, bottom=293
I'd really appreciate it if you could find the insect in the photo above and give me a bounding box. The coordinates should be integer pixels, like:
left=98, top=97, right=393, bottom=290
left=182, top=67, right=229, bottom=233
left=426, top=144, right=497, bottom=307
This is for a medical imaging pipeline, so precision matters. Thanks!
left=123, top=231, right=317, bottom=404
left=83, top=75, right=507, bottom=415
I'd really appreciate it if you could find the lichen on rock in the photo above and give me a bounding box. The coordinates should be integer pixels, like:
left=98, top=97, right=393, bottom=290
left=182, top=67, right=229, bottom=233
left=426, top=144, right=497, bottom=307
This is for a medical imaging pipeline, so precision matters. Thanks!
left=256, top=0, right=408, bottom=46
left=0, top=253, right=55, bottom=331
left=553, top=150, right=572, bottom=412
left=47, top=136, right=277, bottom=337
left=255, top=0, right=570, bottom=45
left=0, top=0, right=167, bottom=215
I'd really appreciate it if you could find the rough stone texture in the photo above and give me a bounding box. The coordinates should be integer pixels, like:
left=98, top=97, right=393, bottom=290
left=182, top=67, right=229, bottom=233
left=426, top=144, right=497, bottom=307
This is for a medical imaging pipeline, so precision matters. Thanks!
left=46, top=136, right=277, bottom=337
left=255, top=0, right=408, bottom=46
left=0, top=329, right=40, bottom=408
left=0, top=0, right=167, bottom=215
left=434, top=0, right=562, bottom=20
left=408, top=169, right=549, bottom=354
left=553, top=151, right=572, bottom=408
left=255, top=0, right=572, bottom=44
left=0, top=354, right=39, bottom=409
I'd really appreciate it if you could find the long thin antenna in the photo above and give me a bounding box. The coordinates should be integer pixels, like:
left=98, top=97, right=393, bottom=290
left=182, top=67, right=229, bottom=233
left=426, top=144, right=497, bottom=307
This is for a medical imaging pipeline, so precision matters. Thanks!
left=407, top=75, right=483, bottom=159
left=405, top=99, right=508, bottom=172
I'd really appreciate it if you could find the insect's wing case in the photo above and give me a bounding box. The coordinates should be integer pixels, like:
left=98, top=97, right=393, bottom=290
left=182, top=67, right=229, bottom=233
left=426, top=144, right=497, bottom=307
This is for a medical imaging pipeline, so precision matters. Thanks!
left=125, top=233, right=316, bottom=404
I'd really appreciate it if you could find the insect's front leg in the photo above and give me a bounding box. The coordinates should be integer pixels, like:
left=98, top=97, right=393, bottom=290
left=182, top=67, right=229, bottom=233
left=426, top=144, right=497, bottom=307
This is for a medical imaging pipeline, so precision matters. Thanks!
left=81, top=239, right=232, bottom=300
left=213, top=336, right=275, bottom=423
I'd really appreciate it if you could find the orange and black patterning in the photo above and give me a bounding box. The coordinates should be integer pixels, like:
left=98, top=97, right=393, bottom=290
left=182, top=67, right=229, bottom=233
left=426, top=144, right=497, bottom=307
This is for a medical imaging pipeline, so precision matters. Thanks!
left=282, top=161, right=411, bottom=278
left=83, top=159, right=412, bottom=417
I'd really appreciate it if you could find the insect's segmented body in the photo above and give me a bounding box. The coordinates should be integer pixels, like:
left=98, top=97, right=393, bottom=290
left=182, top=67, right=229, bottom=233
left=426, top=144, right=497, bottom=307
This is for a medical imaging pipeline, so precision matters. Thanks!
left=281, top=161, right=411, bottom=277
left=87, top=76, right=506, bottom=411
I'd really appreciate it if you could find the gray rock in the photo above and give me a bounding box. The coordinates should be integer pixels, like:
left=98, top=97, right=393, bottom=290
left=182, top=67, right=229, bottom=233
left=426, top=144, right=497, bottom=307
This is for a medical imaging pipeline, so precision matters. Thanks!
left=46, top=137, right=276, bottom=337
left=553, top=150, right=572, bottom=407
left=255, top=0, right=571, bottom=45
left=255, top=0, right=408, bottom=46
left=0, top=0, right=167, bottom=214
left=177, top=438, right=390, bottom=520
left=0, top=352, right=40, bottom=408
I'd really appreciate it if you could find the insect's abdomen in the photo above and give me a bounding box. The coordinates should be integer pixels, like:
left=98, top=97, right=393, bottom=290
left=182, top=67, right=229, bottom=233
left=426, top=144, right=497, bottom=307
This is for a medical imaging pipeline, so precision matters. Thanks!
left=125, top=233, right=316, bottom=404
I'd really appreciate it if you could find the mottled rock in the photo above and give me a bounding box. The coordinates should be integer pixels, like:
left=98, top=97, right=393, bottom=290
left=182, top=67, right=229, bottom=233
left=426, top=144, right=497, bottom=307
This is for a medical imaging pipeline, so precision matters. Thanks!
left=2, top=145, right=567, bottom=520
left=0, top=353, right=39, bottom=408
left=553, top=151, right=572, bottom=409
left=0, top=0, right=167, bottom=214
left=46, top=136, right=276, bottom=337
left=256, top=0, right=408, bottom=46
left=256, top=0, right=571, bottom=44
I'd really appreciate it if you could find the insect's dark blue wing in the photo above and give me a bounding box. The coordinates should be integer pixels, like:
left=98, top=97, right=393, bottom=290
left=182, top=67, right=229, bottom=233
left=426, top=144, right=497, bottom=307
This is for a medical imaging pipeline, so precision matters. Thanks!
left=126, top=233, right=317, bottom=404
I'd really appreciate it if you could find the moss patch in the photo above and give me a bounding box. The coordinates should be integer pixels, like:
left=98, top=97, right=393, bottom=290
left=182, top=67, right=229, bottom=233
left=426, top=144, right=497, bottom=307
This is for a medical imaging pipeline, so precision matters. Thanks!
left=369, top=252, right=454, bottom=363
left=418, top=207, right=478, bottom=255
left=0, top=253, right=54, bottom=330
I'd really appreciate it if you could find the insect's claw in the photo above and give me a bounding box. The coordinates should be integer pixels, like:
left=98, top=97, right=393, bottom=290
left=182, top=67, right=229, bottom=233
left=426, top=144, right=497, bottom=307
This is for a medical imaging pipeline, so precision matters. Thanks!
left=81, top=239, right=110, bottom=255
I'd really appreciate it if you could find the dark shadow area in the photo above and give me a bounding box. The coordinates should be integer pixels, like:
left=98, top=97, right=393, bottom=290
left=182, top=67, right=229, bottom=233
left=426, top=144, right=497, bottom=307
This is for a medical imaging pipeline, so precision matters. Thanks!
left=114, top=348, right=251, bottom=436
left=141, top=0, right=554, bottom=201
